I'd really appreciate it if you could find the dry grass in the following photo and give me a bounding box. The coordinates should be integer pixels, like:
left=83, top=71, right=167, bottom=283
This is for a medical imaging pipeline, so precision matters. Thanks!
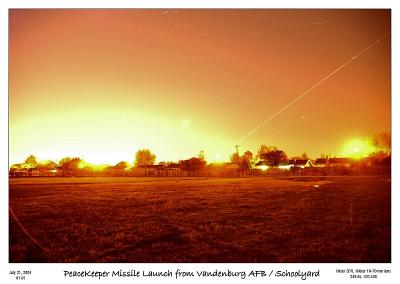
left=9, top=176, right=390, bottom=262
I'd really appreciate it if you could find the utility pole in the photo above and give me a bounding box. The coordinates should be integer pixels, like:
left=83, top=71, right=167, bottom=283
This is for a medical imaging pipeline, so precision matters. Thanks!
left=235, top=145, right=240, bottom=156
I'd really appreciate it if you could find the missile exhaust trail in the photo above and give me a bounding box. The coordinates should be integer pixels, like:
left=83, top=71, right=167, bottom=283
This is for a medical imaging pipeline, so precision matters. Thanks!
left=235, top=33, right=389, bottom=145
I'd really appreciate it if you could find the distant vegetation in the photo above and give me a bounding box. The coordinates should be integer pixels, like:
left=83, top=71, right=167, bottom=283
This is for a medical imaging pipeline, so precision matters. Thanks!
left=9, top=133, right=391, bottom=177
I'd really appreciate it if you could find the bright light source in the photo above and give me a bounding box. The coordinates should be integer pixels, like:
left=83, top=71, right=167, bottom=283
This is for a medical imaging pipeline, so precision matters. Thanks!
left=278, top=165, right=292, bottom=170
left=342, top=138, right=374, bottom=159
left=260, top=165, right=268, bottom=171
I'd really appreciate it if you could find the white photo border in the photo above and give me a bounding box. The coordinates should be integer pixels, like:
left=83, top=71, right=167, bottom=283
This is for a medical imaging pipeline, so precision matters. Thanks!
left=1, top=1, right=398, bottom=283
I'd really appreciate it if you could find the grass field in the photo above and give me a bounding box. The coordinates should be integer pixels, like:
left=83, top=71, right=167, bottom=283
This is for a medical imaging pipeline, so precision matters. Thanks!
left=9, top=176, right=390, bottom=263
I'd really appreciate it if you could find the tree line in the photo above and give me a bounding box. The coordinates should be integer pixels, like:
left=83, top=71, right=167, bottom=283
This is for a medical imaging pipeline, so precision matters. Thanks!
left=10, top=132, right=391, bottom=175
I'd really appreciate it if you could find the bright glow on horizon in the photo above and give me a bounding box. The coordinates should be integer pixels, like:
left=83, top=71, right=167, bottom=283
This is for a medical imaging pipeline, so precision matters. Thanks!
left=9, top=107, right=234, bottom=165
left=341, top=138, right=375, bottom=159
left=78, top=160, right=108, bottom=171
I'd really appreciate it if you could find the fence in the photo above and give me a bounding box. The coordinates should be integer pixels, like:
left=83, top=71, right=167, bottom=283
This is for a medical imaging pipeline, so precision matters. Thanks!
left=9, top=165, right=390, bottom=178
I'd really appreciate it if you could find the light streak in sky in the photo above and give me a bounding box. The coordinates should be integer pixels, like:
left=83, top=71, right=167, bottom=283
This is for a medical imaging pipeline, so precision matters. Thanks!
left=236, top=33, right=390, bottom=145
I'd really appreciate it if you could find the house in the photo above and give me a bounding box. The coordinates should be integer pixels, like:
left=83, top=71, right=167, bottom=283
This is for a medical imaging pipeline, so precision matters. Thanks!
left=155, top=163, right=182, bottom=176
left=314, top=158, right=328, bottom=167
left=105, top=166, right=131, bottom=176
left=289, top=159, right=313, bottom=168
left=328, top=158, right=352, bottom=167
left=277, top=162, right=294, bottom=170
left=9, top=167, right=59, bottom=177
left=221, top=162, right=239, bottom=170
left=131, top=164, right=165, bottom=176
left=313, top=158, right=352, bottom=167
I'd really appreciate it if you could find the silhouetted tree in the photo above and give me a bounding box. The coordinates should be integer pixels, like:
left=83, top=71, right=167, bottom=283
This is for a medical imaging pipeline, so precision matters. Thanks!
left=179, top=157, right=206, bottom=176
left=230, top=153, right=240, bottom=163
left=320, top=153, right=332, bottom=159
left=301, top=152, right=309, bottom=159
left=104, top=161, right=129, bottom=176
left=59, top=157, right=71, bottom=174
left=260, top=149, right=288, bottom=167
left=36, top=160, right=58, bottom=171
left=371, top=132, right=391, bottom=154
left=134, top=149, right=156, bottom=166
left=24, top=155, right=38, bottom=169
left=134, top=149, right=156, bottom=176
left=114, top=161, right=129, bottom=169
left=367, top=133, right=391, bottom=166
left=242, top=151, right=253, bottom=163
left=238, top=158, right=250, bottom=171
left=198, top=150, right=206, bottom=161
left=228, top=150, right=254, bottom=170
left=256, top=145, right=278, bottom=161
left=291, top=153, right=309, bottom=161
left=238, top=151, right=254, bottom=170
left=59, top=157, right=82, bottom=176
left=10, top=163, right=23, bottom=170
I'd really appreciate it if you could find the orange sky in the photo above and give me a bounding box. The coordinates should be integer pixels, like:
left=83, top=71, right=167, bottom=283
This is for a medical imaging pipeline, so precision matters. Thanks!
left=9, top=9, right=391, bottom=165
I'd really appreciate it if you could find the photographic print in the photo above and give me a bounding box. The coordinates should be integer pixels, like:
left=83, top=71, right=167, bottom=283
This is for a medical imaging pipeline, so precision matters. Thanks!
left=9, top=9, right=391, bottom=263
